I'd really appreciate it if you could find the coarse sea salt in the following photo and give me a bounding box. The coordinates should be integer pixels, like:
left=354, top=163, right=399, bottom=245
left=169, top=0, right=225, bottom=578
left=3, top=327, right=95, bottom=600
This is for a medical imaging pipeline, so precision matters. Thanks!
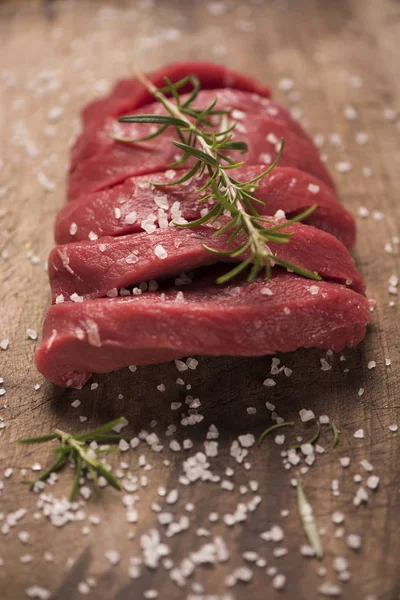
left=261, top=287, right=273, bottom=296
left=70, top=293, right=83, bottom=303
left=299, top=409, right=315, bottom=422
left=320, top=358, right=331, bottom=371
left=335, top=161, right=352, bottom=173
left=125, top=211, right=137, bottom=224
left=278, top=78, right=294, bottom=92
left=347, top=534, right=361, bottom=550
left=154, top=244, right=167, bottom=259
left=307, top=183, right=320, bottom=194
left=263, top=378, right=276, bottom=387
left=353, top=429, right=364, bottom=439
left=69, top=222, right=78, bottom=235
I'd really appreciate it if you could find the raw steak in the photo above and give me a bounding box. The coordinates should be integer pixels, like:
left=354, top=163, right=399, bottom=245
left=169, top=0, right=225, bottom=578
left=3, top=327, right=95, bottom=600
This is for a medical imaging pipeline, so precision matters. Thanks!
left=68, top=113, right=333, bottom=201
left=72, top=88, right=310, bottom=169
left=55, top=166, right=355, bottom=248
left=35, top=269, right=372, bottom=388
left=49, top=221, right=364, bottom=302
left=82, top=61, right=271, bottom=127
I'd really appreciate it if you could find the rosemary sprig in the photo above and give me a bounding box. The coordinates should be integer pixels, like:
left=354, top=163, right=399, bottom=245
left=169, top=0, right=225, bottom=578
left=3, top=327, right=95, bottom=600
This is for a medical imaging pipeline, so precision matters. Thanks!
left=17, top=417, right=125, bottom=501
left=114, top=68, right=321, bottom=284
left=296, top=474, right=323, bottom=559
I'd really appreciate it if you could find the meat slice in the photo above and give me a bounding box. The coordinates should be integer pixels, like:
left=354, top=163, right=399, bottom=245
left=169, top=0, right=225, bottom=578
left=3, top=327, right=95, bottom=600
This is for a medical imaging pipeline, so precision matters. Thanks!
left=56, top=166, right=355, bottom=248
left=49, top=221, right=364, bottom=302
left=82, top=61, right=271, bottom=127
left=73, top=88, right=310, bottom=169
left=68, top=114, right=333, bottom=201
left=35, top=269, right=372, bottom=388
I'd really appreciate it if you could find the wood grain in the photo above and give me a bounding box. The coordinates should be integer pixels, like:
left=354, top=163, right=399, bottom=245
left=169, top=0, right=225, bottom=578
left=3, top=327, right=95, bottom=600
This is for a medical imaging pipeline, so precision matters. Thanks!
left=1, top=1, right=400, bottom=598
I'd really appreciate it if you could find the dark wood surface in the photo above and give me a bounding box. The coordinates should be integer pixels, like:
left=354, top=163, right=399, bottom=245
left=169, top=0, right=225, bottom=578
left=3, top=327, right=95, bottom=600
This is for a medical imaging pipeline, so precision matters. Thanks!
left=1, top=1, right=400, bottom=598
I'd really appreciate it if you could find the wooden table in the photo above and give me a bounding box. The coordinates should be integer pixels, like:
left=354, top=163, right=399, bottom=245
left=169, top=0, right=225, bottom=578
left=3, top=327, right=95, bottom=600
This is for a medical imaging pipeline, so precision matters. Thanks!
left=1, top=1, right=400, bottom=598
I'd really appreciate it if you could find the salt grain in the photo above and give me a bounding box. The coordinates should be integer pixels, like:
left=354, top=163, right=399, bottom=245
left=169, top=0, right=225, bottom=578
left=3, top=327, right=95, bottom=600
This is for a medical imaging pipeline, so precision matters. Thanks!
left=343, top=105, right=358, bottom=120
left=278, top=78, right=294, bottom=92
left=272, top=574, right=286, bottom=590
left=238, top=434, right=255, bottom=448
left=318, top=583, right=342, bottom=597
left=299, top=409, right=315, bottom=422
left=353, top=429, right=364, bottom=439
left=307, top=183, right=320, bottom=194
left=366, top=475, right=380, bottom=490
left=125, top=211, right=137, bottom=224
left=263, top=378, right=276, bottom=387
left=105, top=550, right=120, bottom=566
left=335, top=161, right=352, bottom=173
left=309, top=285, right=319, bottom=296
left=320, top=358, right=331, bottom=371
left=347, top=534, right=361, bottom=550
left=154, top=244, right=167, bottom=259
left=0, top=339, right=9, bottom=350
left=70, top=293, right=83, bottom=303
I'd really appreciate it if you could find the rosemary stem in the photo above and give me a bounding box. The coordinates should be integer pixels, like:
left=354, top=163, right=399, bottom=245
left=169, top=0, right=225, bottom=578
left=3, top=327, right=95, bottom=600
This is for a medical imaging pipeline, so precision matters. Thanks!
left=133, top=67, right=271, bottom=263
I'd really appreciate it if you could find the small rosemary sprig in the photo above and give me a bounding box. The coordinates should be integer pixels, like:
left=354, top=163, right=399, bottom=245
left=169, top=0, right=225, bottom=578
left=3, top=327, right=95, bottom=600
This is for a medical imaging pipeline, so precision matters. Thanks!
left=113, top=68, right=321, bottom=284
left=18, top=417, right=126, bottom=501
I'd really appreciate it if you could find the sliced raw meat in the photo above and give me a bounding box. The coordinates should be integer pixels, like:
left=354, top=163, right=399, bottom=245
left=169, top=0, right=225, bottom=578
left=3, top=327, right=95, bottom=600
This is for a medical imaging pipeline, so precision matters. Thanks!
left=68, top=114, right=333, bottom=201
left=56, top=166, right=355, bottom=248
left=73, top=88, right=310, bottom=169
left=49, top=221, right=364, bottom=302
left=35, top=269, right=372, bottom=388
left=82, top=61, right=271, bottom=127
left=36, top=61, right=369, bottom=389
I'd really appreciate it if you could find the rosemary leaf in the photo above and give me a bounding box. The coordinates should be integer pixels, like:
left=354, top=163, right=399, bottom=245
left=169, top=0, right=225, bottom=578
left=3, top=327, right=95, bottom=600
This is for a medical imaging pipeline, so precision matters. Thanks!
left=296, top=475, right=323, bottom=559
left=220, top=141, right=248, bottom=153
left=118, top=114, right=187, bottom=127
left=90, top=460, right=122, bottom=491
left=246, top=139, right=285, bottom=184
left=172, top=141, right=219, bottom=167
left=74, top=417, right=127, bottom=441
left=216, top=257, right=253, bottom=284
left=70, top=453, right=82, bottom=501
left=267, top=205, right=318, bottom=230
left=152, top=161, right=201, bottom=187
left=331, top=422, right=340, bottom=447
left=271, top=256, right=322, bottom=281
left=110, top=123, right=169, bottom=144
left=258, top=421, right=295, bottom=446
left=174, top=205, right=221, bottom=228
left=29, top=451, right=69, bottom=489
left=17, top=433, right=60, bottom=444
left=289, top=423, right=321, bottom=449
